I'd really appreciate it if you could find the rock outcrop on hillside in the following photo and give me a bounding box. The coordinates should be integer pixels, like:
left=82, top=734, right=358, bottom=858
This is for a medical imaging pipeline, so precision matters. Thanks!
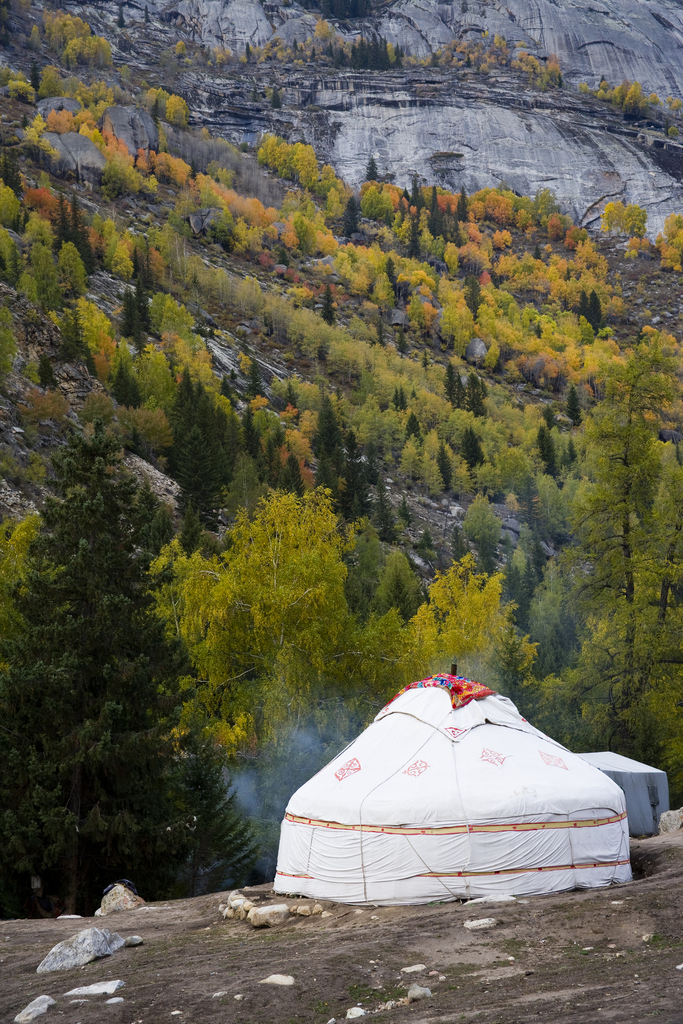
left=44, top=131, right=106, bottom=187
left=173, top=0, right=683, bottom=97
left=99, top=105, right=159, bottom=156
left=196, top=67, right=683, bottom=234
left=65, top=0, right=683, bottom=232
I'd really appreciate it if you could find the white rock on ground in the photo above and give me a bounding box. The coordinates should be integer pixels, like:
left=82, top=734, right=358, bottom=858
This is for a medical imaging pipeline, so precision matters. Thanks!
left=211, top=991, right=228, bottom=998
left=407, top=984, right=432, bottom=1002
left=400, top=963, right=426, bottom=973
left=105, top=997, right=124, bottom=1004
left=659, top=808, right=683, bottom=833
left=123, top=935, right=143, bottom=947
left=297, top=905, right=312, bottom=917
left=37, top=929, right=125, bottom=973
left=464, top=918, right=497, bottom=931
left=259, top=974, right=295, bottom=986
left=14, top=996, right=56, bottom=1023
left=248, top=905, right=291, bottom=928
left=345, top=1009, right=367, bottom=1019
left=64, top=981, right=125, bottom=997
left=468, top=895, right=517, bottom=904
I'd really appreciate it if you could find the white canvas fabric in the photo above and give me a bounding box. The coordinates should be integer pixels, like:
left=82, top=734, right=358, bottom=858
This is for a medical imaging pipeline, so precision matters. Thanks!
left=274, top=685, right=631, bottom=904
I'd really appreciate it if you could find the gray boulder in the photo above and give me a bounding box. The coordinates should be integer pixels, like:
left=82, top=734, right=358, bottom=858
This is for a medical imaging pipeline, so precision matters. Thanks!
left=36, top=927, right=124, bottom=973
left=14, top=996, right=56, bottom=1023
left=501, top=518, right=522, bottom=535
left=659, top=808, right=683, bottom=833
left=465, top=338, right=487, bottom=365
left=188, top=207, right=224, bottom=236
left=36, top=97, right=81, bottom=118
left=45, top=132, right=106, bottom=187
left=99, top=105, right=158, bottom=156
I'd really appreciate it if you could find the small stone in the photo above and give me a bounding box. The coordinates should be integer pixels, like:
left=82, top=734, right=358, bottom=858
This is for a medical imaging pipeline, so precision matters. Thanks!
left=105, top=997, right=124, bottom=1004
left=64, top=981, right=125, bottom=997
left=463, top=918, right=497, bottom=931
left=259, top=974, right=295, bottom=986
left=439, top=975, right=446, bottom=981
left=321, top=911, right=333, bottom=918
left=345, top=1009, right=366, bottom=1019
left=248, top=904, right=291, bottom=928
left=171, top=1013, right=182, bottom=1017
left=354, top=909, right=363, bottom=915
left=429, top=970, right=439, bottom=976
left=370, top=915, right=379, bottom=920
left=124, top=935, right=143, bottom=947
left=14, top=996, right=56, bottom=1022
left=297, top=905, right=312, bottom=917
left=222, top=907, right=235, bottom=919
left=676, top=963, right=683, bottom=970
left=642, top=934, right=654, bottom=942
left=312, top=904, right=323, bottom=915
left=211, top=991, right=227, bottom=998
left=400, top=963, right=426, bottom=973
left=234, top=994, right=244, bottom=1000
left=610, top=901, right=624, bottom=906
left=407, top=983, right=431, bottom=1003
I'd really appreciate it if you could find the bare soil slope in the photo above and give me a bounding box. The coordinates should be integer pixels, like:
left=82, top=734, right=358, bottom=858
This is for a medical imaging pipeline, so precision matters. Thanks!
left=2, top=835, right=683, bottom=1024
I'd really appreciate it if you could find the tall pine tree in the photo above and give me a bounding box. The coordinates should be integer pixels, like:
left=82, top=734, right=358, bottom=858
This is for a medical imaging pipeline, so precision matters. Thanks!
left=0, top=424, right=190, bottom=912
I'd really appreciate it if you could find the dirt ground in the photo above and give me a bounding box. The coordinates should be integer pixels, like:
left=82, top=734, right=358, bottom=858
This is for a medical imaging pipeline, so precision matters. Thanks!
left=2, top=834, right=683, bottom=1024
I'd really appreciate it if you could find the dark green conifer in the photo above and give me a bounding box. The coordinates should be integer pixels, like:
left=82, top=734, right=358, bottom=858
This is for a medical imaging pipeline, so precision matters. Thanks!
left=343, top=195, right=359, bottom=236
left=111, top=355, right=141, bottom=408
left=30, top=61, right=40, bottom=92
left=464, top=275, right=481, bottom=317
left=588, top=289, right=602, bottom=332
left=537, top=424, right=558, bottom=477
left=456, top=187, right=468, bottom=222
left=408, top=215, right=420, bottom=257
left=566, top=383, right=582, bottom=425
left=280, top=452, right=305, bottom=497
left=461, top=426, right=484, bottom=469
left=405, top=410, right=421, bottom=442
left=0, top=423, right=190, bottom=911
left=38, top=353, right=56, bottom=388
left=321, top=283, right=335, bottom=325
left=398, top=494, right=412, bottom=526
left=365, top=154, right=378, bottom=181
left=245, top=357, right=263, bottom=399
left=340, top=428, right=371, bottom=520
left=374, top=477, right=396, bottom=542
left=464, top=372, right=486, bottom=417
left=180, top=502, right=203, bottom=554
left=437, top=440, right=452, bottom=491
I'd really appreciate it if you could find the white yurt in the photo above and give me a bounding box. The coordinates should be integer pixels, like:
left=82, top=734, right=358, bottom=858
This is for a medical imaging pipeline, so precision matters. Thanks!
left=274, top=673, right=632, bottom=904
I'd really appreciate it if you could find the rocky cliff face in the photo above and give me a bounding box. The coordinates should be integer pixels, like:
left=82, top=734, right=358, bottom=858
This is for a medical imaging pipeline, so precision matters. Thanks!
left=195, top=64, right=683, bottom=234
left=172, top=0, right=683, bottom=97
left=72, top=0, right=683, bottom=233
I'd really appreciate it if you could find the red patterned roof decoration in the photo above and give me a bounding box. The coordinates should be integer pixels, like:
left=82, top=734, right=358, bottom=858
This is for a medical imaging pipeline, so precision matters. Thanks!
left=384, top=673, right=495, bottom=712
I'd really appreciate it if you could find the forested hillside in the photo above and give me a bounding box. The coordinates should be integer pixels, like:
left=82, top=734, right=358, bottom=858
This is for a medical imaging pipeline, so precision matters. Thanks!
left=1, top=0, right=683, bottom=912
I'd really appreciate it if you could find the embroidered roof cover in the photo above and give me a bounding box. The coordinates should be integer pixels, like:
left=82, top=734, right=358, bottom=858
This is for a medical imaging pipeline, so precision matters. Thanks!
left=385, top=672, right=495, bottom=711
